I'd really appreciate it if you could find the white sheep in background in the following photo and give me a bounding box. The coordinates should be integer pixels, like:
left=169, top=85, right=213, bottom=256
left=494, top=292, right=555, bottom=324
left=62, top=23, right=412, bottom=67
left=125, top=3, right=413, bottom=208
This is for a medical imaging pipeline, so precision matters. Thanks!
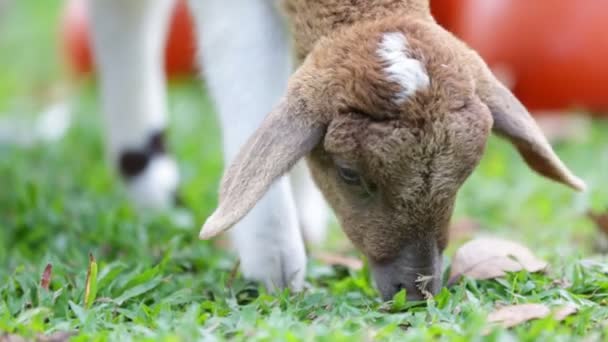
left=89, top=0, right=585, bottom=300
left=89, top=0, right=326, bottom=294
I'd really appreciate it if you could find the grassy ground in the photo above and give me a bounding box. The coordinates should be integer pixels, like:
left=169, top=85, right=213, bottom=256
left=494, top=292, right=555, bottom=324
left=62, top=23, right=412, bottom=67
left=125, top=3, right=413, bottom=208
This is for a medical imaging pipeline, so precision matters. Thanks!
left=1, top=1, right=608, bottom=341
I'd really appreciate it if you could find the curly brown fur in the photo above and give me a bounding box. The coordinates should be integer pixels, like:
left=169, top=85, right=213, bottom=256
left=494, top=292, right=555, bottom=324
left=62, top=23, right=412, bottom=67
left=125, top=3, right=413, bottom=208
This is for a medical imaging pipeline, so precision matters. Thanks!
left=283, top=0, right=432, bottom=61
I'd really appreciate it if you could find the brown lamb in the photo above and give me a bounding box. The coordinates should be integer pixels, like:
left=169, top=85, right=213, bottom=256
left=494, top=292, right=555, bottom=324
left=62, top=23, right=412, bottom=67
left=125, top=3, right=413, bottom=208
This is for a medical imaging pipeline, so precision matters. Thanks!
left=199, top=0, right=586, bottom=300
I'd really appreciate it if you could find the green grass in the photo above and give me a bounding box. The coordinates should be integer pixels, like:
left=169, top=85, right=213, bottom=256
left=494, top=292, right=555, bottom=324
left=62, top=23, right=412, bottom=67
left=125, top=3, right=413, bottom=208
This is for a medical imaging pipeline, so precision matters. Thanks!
left=1, top=1, right=608, bottom=340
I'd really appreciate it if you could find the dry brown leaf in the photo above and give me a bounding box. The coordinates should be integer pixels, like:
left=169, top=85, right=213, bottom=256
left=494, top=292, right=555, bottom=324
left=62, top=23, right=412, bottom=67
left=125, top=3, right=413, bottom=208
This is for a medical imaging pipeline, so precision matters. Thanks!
left=449, top=218, right=480, bottom=242
left=553, top=303, right=578, bottom=321
left=449, top=237, right=547, bottom=284
left=488, top=303, right=578, bottom=328
left=314, top=252, right=363, bottom=271
left=36, top=332, right=75, bottom=342
left=0, top=332, right=74, bottom=342
left=0, top=334, right=26, bottom=342
left=488, top=303, right=550, bottom=328
left=40, top=263, right=52, bottom=290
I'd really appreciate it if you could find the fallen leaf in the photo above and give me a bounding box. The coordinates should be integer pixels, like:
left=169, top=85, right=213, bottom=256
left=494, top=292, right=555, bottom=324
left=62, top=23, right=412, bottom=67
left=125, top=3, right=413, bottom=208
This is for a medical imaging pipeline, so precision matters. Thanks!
left=37, top=332, right=75, bottom=342
left=40, top=263, right=52, bottom=290
left=0, top=334, right=26, bottom=342
left=488, top=303, right=578, bottom=328
left=0, top=331, right=74, bottom=342
left=314, top=252, right=363, bottom=271
left=449, top=237, right=547, bottom=284
left=488, top=303, right=550, bottom=328
left=553, top=303, right=578, bottom=321
left=449, top=218, right=480, bottom=242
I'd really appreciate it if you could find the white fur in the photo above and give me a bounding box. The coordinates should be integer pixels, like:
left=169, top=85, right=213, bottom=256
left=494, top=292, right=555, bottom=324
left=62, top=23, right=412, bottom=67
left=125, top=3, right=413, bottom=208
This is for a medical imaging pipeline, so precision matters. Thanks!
left=377, top=32, right=430, bottom=104
left=290, top=161, right=329, bottom=245
left=89, top=0, right=173, bottom=154
left=89, top=0, right=330, bottom=290
left=127, top=156, right=180, bottom=209
left=89, top=0, right=178, bottom=208
left=188, top=0, right=310, bottom=289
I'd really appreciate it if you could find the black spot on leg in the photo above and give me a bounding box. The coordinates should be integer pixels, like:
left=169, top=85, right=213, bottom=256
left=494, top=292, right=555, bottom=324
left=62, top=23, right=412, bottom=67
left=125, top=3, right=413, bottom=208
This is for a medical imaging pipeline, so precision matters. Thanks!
left=119, top=151, right=150, bottom=178
left=118, top=130, right=167, bottom=179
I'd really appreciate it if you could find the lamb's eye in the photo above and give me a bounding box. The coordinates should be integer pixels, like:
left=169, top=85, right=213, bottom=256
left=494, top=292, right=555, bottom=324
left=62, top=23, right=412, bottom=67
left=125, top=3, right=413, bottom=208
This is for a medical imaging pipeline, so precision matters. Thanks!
left=337, top=167, right=362, bottom=186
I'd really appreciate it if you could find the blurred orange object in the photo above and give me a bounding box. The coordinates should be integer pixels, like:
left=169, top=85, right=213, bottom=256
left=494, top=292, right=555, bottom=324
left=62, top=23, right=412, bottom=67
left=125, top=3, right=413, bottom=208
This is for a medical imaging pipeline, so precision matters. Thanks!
left=61, top=0, right=91, bottom=75
left=61, top=0, right=196, bottom=77
left=432, top=0, right=608, bottom=114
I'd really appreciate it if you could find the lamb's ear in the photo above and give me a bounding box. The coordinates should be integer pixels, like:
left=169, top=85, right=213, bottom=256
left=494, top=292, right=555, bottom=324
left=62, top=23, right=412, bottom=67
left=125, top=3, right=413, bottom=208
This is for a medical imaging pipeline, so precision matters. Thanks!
left=199, top=97, right=324, bottom=239
left=479, top=78, right=586, bottom=191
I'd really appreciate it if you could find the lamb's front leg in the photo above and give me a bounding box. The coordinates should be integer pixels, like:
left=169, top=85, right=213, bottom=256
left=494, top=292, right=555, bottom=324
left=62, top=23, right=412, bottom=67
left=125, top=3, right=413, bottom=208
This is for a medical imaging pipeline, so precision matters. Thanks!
left=88, top=0, right=179, bottom=209
left=188, top=0, right=307, bottom=290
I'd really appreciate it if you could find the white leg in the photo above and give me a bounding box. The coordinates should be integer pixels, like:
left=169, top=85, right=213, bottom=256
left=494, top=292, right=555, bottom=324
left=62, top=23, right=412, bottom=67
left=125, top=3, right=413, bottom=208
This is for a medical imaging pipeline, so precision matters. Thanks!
left=290, top=162, right=330, bottom=245
left=88, top=0, right=179, bottom=209
left=189, top=0, right=307, bottom=290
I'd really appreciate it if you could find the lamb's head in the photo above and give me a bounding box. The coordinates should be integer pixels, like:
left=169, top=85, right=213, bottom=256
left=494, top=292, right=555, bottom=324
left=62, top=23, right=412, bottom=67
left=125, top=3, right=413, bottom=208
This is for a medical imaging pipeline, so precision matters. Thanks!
left=200, top=18, right=586, bottom=301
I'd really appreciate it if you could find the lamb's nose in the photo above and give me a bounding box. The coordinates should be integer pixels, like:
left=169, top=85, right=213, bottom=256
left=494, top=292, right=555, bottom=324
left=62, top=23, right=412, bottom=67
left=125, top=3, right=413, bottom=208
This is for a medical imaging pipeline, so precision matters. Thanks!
left=382, top=271, right=440, bottom=301
left=369, top=243, right=443, bottom=301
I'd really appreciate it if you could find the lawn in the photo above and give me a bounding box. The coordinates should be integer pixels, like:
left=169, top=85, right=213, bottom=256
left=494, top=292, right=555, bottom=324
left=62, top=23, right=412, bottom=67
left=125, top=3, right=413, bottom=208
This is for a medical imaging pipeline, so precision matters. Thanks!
left=1, top=1, right=608, bottom=341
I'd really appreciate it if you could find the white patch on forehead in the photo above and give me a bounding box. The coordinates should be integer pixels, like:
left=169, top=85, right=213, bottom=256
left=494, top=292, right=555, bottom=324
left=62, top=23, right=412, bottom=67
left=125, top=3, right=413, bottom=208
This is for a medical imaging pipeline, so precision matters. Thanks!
left=377, top=32, right=430, bottom=104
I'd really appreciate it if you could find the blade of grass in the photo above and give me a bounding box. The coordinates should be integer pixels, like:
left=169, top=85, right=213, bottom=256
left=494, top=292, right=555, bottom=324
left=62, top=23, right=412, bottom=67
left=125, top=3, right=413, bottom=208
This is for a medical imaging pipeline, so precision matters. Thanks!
left=84, top=253, right=98, bottom=309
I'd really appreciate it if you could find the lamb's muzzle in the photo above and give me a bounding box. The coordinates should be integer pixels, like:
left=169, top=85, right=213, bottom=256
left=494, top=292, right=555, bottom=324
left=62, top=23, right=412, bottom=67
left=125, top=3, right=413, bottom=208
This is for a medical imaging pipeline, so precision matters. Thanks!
left=370, top=240, right=443, bottom=301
